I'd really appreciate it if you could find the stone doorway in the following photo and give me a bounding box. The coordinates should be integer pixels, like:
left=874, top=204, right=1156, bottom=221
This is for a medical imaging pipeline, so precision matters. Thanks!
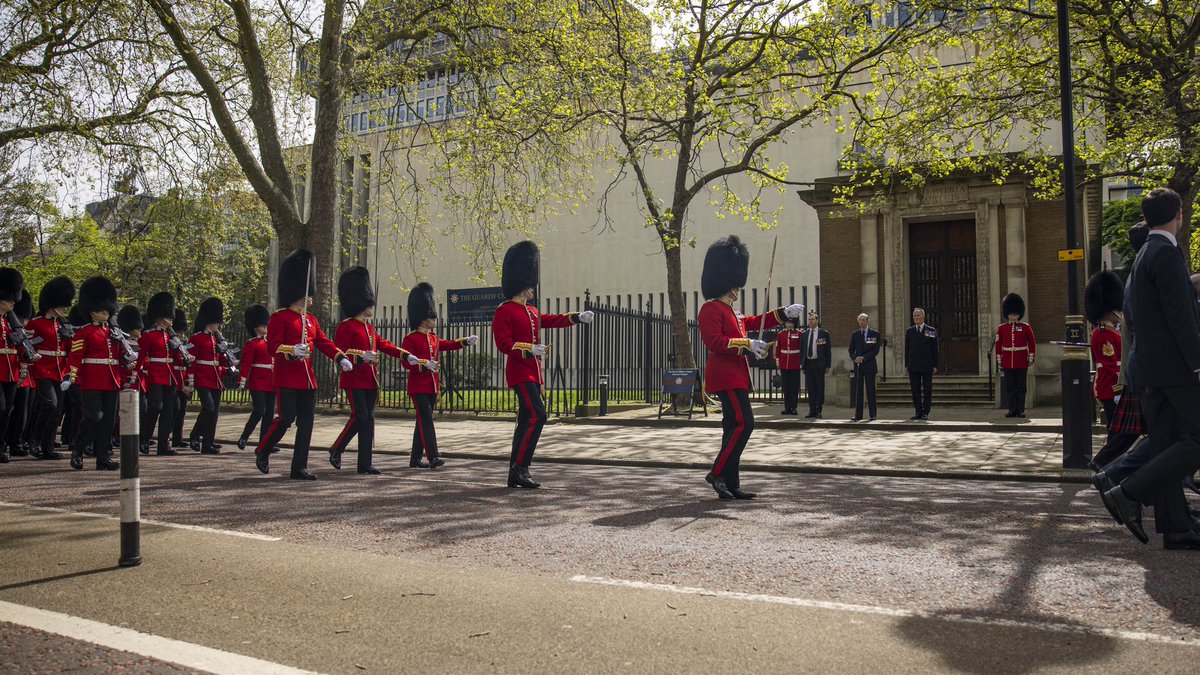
left=909, top=219, right=979, bottom=375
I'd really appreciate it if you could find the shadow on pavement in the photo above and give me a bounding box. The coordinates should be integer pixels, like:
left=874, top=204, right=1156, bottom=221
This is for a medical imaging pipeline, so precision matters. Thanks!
left=591, top=500, right=744, bottom=528
left=0, top=565, right=123, bottom=593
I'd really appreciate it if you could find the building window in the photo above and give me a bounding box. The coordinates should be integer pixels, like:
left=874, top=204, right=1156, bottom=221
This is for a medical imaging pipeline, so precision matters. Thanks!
left=358, top=112, right=367, bottom=131
left=435, top=96, right=444, bottom=116
left=416, top=100, right=424, bottom=118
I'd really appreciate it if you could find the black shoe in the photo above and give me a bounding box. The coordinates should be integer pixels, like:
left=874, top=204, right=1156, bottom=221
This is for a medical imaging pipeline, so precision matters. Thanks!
left=200, top=446, right=220, bottom=455
left=255, top=451, right=269, bottom=475
left=172, top=440, right=188, bottom=449
left=1101, top=485, right=1148, bottom=544
left=329, top=451, right=342, bottom=470
left=189, top=439, right=200, bottom=452
left=410, top=460, right=430, bottom=468
left=815, top=414, right=823, bottom=419
left=10, top=445, right=27, bottom=457
left=358, top=466, right=381, bottom=475
left=1091, top=471, right=1120, bottom=522
left=83, top=448, right=95, bottom=458
left=39, top=450, right=63, bottom=460
left=1016, top=413, right=1026, bottom=418
left=910, top=415, right=921, bottom=420
left=868, top=417, right=877, bottom=422
left=803, top=413, right=816, bottom=418
left=705, top=472, right=735, bottom=500
left=96, top=459, right=120, bottom=471
left=156, top=448, right=177, bottom=456
left=849, top=417, right=861, bottom=422
left=139, top=443, right=150, bottom=455
left=0, top=451, right=8, bottom=463
left=780, top=410, right=796, bottom=416
left=729, top=487, right=757, bottom=500
left=1163, top=530, right=1200, bottom=550
left=212, top=443, right=223, bottom=450
left=1183, top=474, right=1200, bottom=498
left=429, top=457, right=445, bottom=469
left=1087, top=460, right=1100, bottom=473
left=919, top=414, right=929, bottom=420
left=237, top=438, right=247, bottom=451
left=1005, top=411, right=1017, bottom=418
left=508, top=466, right=539, bottom=488
left=519, top=466, right=541, bottom=488
left=70, top=452, right=83, bottom=470
left=289, top=469, right=317, bottom=481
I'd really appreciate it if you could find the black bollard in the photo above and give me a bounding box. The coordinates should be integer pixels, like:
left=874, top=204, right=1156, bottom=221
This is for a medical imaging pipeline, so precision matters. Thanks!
left=599, top=374, right=609, bottom=417
left=118, top=389, right=141, bottom=567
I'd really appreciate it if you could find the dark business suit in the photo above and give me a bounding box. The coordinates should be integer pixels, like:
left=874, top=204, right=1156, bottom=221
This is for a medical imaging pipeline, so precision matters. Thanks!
left=905, top=324, right=939, bottom=417
left=1121, top=231, right=1200, bottom=534
left=800, top=328, right=831, bottom=416
left=848, top=328, right=881, bottom=419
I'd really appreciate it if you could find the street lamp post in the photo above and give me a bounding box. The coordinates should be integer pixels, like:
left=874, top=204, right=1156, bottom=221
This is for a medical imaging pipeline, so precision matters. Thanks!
left=1057, top=0, right=1093, bottom=469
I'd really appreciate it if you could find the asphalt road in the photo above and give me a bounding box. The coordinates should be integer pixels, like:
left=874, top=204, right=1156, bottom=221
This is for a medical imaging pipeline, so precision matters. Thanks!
left=2, top=449, right=1199, bottom=672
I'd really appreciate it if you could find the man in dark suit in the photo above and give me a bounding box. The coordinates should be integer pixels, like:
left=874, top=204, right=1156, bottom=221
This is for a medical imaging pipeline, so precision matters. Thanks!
left=1100, top=187, right=1200, bottom=550
left=800, top=311, right=831, bottom=418
left=905, top=307, right=938, bottom=420
left=848, top=313, right=880, bottom=422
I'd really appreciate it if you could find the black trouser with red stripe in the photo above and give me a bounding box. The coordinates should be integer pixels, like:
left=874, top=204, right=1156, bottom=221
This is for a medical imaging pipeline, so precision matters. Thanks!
left=31, top=379, right=65, bottom=456
left=141, top=382, right=177, bottom=453
left=712, top=389, right=755, bottom=489
left=239, top=390, right=276, bottom=446
left=410, top=393, right=440, bottom=463
left=171, top=389, right=190, bottom=446
left=256, top=388, right=316, bottom=473
left=0, top=382, right=15, bottom=460
left=330, top=388, right=377, bottom=471
left=510, top=382, right=547, bottom=468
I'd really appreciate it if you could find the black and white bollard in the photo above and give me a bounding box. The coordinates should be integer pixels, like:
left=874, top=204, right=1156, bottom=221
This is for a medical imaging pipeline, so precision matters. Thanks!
left=598, top=374, right=609, bottom=417
left=118, top=389, right=141, bottom=567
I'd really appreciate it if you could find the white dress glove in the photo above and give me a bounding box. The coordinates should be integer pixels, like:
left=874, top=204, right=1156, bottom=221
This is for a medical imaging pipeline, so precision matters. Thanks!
left=531, top=344, right=548, bottom=357
left=361, top=350, right=377, bottom=363
left=464, top=335, right=479, bottom=346
left=292, top=343, right=309, bottom=358
left=406, top=354, right=420, bottom=366
left=749, top=339, right=769, bottom=359
left=577, top=311, right=595, bottom=324
left=59, top=380, right=72, bottom=391
left=784, top=304, right=806, bottom=319
left=339, top=357, right=354, bottom=372
left=424, top=360, right=440, bottom=373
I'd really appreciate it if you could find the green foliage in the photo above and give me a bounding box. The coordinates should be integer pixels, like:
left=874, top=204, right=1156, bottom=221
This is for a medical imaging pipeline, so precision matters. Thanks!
left=448, top=352, right=499, bottom=389
left=1100, top=196, right=1143, bottom=268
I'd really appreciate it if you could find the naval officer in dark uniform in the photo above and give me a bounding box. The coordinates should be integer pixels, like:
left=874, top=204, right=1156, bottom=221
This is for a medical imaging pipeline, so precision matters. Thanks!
left=905, top=307, right=938, bottom=420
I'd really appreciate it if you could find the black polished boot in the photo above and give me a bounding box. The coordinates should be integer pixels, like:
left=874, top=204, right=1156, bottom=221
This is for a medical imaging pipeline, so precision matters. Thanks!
left=729, top=486, right=757, bottom=500
left=508, top=464, right=538, bottom=488
left=1101, top=485, right=1148, bottom=544
left=410, top=459, right=430, bottom=468
left=69, top=447, right=83, bottom=470
left=329, top=450, right=342, bottom=470
left=255, top=450, right=269, bottom=475
left=429, top=457, right=445, bottom=469
left=705, top=472, right=734, bottom=500
left=289, top=469, right=317, bottom=481
left=96, top=457, right=120, bottom=471
left=358, top=466, right=381, bottom=475
left=236, top=437, right=247, bottom=451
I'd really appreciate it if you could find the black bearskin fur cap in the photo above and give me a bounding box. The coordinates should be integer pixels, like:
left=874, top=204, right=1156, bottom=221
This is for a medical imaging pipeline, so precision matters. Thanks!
left=78, top=276, right=118, bottom=317
left=68, top=304, right=87, bottom=328
left=145, top=292, right=175, bottom=325
left=0, top=267, right=23, bottom=304
left=501, top=241, right=539, bottom=299
left=117, top=304, right=143, bottom=333
left=173, top=308, right=189, bottom=335
left=244, top=304, right=270, bottom=334
left=194, top=296, right=225, bottom=329
left=38, top=276, right=75, bottom=315
left=278, top=249, right=317, bottom=308
left=407, top=282, right=437, bottom=330
left=1001, top=293, right=1025, bottom=320
left=701, top=235, right=749, bottom=300
left=1084, top=271, right=1124, bottom=324
left=337, top=266, right=376, bottom=319
left=14, top=290, right=32, bottom=320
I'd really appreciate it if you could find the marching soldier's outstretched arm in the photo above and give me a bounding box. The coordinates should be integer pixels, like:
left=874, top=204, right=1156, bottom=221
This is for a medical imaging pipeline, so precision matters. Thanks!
left=742, top=308, right=786, bottom=333
left=375, top=332, right=411, bottom=361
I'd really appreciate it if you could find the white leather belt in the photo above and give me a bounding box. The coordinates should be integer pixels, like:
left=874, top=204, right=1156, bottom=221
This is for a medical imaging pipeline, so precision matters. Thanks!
left=37, top=349, right=65, bottom=357
left=0, top=348, right=15, bottom=355
left=196, top=359, right=220, bottom=366
left=1002, top=346, right=1028, bottom=351
left=147, top=357, right=172, bottom=363
left=82, top=358, right=118, bottom=365
left=780, top=349, right=800, bottom=354
left=252, top=363, right=273, bottom=369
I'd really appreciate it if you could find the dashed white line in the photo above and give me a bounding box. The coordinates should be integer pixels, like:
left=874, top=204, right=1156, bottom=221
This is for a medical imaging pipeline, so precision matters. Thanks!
left=0, top=502, right=281, bottom=541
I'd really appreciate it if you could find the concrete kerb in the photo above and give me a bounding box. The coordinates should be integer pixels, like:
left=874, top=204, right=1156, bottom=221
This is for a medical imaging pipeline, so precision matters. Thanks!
left=558, top=415, right=1102, bottom=435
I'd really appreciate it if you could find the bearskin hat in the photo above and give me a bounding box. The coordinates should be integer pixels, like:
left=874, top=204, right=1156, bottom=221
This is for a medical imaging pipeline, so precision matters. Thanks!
left=501, top=241, right=539, bottom=299
left=244, top=304, right=270, bottom=334
left=37, top=276, right=75, bottom=315
left=278, top=249, right=317, bottom=308
left=701, top=235, right=749, bottom=300
left=13, top=290, right=32, bottom=321
left=117, top=304, right=143, bottom=333
left=1084, top=271, right=1124, bottom=324
left=145, top=292, right=175, bottom=325
left=1001, top=293, right=1025, bottom=320
left=172, top=308, right=189, bottom=335
left=0, top=267, right=23, bottom=305
left=337, top=266, right=376, bottom=319
left=78, top=276, right=118, bottom=317
left=194, top=296, right=225, bottom=329
left=68, top=305, right=87, bottom=328
left=407, top=282, right=438, bottom=330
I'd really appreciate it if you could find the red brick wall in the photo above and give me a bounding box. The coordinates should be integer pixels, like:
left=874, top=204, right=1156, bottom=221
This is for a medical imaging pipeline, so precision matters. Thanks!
left=818, top=216, right=864, bottom=341
left=1025, top=199, right=1085, bottom=341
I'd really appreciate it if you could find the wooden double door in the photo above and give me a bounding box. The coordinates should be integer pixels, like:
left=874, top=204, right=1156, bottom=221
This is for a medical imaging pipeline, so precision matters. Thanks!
left=909, top=220, right=979, bottom=375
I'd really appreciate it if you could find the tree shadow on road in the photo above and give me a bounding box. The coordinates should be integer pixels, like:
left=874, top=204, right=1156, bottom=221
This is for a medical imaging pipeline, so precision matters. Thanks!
left=591, top=500, right=743, bottom=528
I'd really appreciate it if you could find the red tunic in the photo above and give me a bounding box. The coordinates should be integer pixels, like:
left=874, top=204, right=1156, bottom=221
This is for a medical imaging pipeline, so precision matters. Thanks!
left=238, top=336, right=275, bottom=392
left=26, top=315, right=68, bottom=381
left=0, top=319, right=19, bottom=383
left=186, top=332, right=231, bottom=390
left=401, top=330, right=465, bottom=395
left=68, top=323, right=123, bottom=391
left=1091, top=325, right=1121, bottom=401
left=699, top=300, right=784, bottom=394
left=137, top=328, right=176, bottom=386
left=491, top=300, right=577, bottom=388
left=994, top=321, right=1036, bottom=370
left=332, top=318, right=408, bottom=390
left=774, top=328, right=803, bottom=371
left=267, top=308, right=345, bottom=391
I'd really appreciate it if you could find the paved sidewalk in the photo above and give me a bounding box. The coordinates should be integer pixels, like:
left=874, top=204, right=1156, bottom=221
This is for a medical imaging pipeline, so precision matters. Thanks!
left=208, top=408, right=1103, bottom=483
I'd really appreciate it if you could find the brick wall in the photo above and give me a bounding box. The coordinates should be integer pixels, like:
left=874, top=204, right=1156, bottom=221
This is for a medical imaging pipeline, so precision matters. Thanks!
left=818, top=216, right=864, bottom=342
left=1025, top=199, right=1085, bottom=341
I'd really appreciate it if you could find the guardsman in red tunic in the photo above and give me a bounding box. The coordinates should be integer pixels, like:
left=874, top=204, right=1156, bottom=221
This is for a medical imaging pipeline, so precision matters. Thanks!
left=401, top=282, right=477, bottom=470
left=1086, top=271, right=1124, bottom=426
left=772, top=318, right=803, bottom=415
left=255, top=249, right=352, bottom=480
left=328, top=267, right=414, bottom=475
left=170, top=309, right=191, bottom=449
left=66, top=276, right=129, bottom=471
left=236, top=304, right=275, bottom=451
left=698, top=236, right=804, bottom=499
left=186, top=297, right=233, bottom=454
left=27, top=276, right=74, bottom=461
left=994, top=293, right=1036, bottom=418
left=0, top=269, right=29, bottom=464
left=6, top=290, right=36, bottom=458
left=112, top=304, right=144, bottom=448
left=138, top=292, right=193, bottom=456
left=492, top=241, right=593, bottom=488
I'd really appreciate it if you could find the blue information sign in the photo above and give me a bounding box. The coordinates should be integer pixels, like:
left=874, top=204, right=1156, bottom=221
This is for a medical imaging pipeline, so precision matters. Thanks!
left=446, top=287, right=535, bottom=324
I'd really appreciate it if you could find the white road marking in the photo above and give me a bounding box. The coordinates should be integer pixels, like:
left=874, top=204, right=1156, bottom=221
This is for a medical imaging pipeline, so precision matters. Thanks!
left=0, top=502, right=281, bottom=541
left=570, top=575, right=1198, bottom=646
left=0, top=600, right=316, bottom=675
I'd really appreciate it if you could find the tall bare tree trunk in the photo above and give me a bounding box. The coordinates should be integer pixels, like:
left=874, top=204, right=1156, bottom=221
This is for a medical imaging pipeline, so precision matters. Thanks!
left=665, top=243, right=695, bottom=371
